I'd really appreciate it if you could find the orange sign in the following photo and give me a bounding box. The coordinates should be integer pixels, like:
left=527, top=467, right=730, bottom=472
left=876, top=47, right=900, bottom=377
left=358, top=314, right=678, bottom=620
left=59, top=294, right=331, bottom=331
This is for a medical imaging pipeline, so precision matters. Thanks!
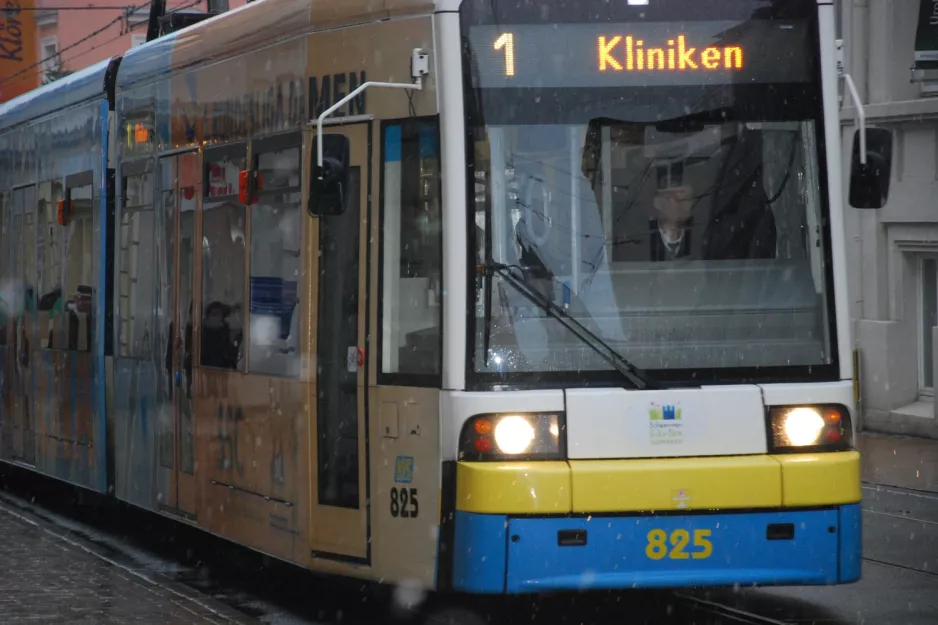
left=598, top=34, right=744, bottom=73
left=0, top=0, right=39, bottom=104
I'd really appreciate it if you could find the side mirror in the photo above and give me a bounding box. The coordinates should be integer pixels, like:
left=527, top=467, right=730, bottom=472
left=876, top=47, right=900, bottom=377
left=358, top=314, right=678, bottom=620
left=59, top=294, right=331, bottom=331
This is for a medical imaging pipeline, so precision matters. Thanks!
left=309, top=134, right=350, bottom=217
left=848, top=127, right=892, bottom=209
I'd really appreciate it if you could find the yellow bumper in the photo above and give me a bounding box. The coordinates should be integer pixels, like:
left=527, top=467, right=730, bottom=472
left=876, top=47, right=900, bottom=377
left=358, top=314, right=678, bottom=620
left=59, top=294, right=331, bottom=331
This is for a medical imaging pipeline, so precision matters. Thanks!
left=455, top=451, right=861, bottom=514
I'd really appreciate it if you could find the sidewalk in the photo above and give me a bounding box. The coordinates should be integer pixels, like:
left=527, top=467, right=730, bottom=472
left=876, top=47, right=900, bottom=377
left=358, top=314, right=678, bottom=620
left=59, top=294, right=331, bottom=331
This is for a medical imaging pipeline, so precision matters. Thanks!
left=0, top=498, right=257, bottom=624
left=858, top=431, right=938, bottom=493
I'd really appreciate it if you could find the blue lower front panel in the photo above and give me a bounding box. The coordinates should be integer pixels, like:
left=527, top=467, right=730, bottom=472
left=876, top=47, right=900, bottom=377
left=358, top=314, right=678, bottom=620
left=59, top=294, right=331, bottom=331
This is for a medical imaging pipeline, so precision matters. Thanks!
left=452, top=505, right=861, bottom=594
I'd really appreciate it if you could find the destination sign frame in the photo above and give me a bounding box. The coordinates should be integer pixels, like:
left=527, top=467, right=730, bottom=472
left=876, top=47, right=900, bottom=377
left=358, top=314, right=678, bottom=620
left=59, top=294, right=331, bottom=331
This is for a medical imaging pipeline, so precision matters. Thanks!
left=468, top=20, right=813, bottom=89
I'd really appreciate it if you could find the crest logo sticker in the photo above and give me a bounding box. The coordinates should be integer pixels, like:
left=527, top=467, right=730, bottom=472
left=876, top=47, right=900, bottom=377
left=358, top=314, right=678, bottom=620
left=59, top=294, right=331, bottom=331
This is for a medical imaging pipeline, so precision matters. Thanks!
left=394, top=455, right=415, bottom=483
left=648, top=402, right=684, bottom=445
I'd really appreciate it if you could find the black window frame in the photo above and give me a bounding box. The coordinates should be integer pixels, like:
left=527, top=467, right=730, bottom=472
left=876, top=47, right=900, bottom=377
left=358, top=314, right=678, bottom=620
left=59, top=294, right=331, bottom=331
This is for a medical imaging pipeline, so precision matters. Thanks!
left=246, top=131, right=303, bottom=377
left=459, top=0, right=841, bottom=391
left=117, top=157, right=155, bottom=360
left=203, top=141, right=247, bottom=203
left=376, top=116, right=444, bottom=389
left=62, top=170, right=96, bottom=353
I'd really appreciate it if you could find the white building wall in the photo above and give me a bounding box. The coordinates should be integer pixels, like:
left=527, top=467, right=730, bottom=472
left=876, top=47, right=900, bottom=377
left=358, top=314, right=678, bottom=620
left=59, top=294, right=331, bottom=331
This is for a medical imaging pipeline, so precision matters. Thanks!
left=842, top=0, right=938, bottom=438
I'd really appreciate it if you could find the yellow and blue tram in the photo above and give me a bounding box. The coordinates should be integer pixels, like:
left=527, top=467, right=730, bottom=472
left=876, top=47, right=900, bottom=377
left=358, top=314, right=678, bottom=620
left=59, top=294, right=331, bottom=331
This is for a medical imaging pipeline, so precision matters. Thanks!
left=0, top=0, right=893, bottom=598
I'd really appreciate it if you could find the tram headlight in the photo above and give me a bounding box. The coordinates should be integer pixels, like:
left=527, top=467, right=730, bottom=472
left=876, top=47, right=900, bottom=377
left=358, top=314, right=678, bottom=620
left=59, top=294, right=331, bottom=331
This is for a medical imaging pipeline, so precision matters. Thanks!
left=768, top=404, right=853, bottom=451
left=459, top=412, right=565, bottom=461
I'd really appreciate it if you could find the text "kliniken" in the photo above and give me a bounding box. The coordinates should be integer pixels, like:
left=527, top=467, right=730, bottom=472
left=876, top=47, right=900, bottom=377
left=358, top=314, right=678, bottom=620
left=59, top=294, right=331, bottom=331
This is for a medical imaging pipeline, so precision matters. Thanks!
left=598, top=34, right=744, bottom=72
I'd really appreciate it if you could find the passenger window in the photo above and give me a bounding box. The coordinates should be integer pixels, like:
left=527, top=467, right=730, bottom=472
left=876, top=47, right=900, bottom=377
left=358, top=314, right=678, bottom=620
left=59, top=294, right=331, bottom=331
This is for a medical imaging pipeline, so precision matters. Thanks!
left=205, top=150, right=242, bottom=199
left=10, top=186, right=36, bottom=352
left=0, top=192, right=7, bottom=346
left=0, top=192, right=7, bottom=275
left=63, top=182, right=94, bottom=352
left=201, top=150, right=246, bottom=371
left=248, top=144, right=301, bottom=376
left=118, top=170, right=157, bottom=359
left=37, top=182, right=63, bottom=350
left=379, top=120, right=442, bottom=382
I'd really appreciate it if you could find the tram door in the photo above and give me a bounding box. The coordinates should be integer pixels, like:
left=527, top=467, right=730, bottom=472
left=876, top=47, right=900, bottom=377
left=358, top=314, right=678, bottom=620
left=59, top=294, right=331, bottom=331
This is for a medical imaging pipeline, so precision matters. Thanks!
left=309, top=122, right=370, bottom=560
left=159, top=152, right=198, bottom=517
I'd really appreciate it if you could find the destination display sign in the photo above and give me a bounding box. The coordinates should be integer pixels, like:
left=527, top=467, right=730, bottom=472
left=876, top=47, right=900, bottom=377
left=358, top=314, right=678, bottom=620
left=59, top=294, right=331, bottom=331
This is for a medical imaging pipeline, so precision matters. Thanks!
left=468, top=20, right=812, bottom=88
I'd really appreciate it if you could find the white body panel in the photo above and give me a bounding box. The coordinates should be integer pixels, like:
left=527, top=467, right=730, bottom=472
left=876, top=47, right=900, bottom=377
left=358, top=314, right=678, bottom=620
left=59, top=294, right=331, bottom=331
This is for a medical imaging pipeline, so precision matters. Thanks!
left=817, top=1, right=854, bottom=381
left=434, top=9, right=468, bottom=391
left=565, top=386, right=767, bottom=459
left=440, top=390, right=565, bottom=461
left=434, top=1, right=856, bottom=463
left=758, top=380, right=853, bottom=410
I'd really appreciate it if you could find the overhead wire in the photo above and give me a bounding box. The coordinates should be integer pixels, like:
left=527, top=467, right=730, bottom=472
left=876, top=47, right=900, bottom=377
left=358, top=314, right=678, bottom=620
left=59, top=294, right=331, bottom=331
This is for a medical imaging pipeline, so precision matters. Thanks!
left=12, top=5, right=150, bottom=10
left=0, top=0, right=204, bottom=93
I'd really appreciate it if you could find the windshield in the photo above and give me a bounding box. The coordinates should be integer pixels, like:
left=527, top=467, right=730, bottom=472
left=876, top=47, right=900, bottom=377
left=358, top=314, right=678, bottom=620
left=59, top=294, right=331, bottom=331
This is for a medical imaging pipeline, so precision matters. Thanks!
left=463, top=0, right=836, bottom=383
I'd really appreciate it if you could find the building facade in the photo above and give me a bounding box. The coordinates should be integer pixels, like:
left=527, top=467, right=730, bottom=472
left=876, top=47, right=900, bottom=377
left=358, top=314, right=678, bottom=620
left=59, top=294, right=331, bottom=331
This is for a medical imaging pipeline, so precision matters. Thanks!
left=32, top=0, right=246, bottom=83
left=842, top=0, right=938, bottom=439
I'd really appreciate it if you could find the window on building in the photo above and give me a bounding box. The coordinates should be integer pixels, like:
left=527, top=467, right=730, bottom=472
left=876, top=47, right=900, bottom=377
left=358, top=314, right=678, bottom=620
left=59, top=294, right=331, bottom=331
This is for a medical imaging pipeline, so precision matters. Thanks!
left=921, top=257, right=938, bottom=396
left=40, top=37, right=59, bottom=81
left=118, top=168, right=156, bottom=359
left=131, top=33, right=146, bottom=48
left=201, top=148, right=246, bottom=371
left=248, top=140, right=301, bottom=377
left=379, top=119, right=442, bottom=384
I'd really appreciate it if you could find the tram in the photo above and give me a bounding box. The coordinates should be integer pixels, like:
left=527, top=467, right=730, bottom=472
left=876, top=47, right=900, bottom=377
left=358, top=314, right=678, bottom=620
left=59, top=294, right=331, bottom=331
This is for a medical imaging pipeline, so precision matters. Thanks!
left=0, top=0, right=893, bottom=599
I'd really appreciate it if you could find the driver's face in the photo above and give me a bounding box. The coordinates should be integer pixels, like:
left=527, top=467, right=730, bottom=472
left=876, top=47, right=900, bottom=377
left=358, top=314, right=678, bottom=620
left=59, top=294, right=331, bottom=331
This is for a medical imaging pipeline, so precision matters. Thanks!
left=653, top=185, right=694, bottom=224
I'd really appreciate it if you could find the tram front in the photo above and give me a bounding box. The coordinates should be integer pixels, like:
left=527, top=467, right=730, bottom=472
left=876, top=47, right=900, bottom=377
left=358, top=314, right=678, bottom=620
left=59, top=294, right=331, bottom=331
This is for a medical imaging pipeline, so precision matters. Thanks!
left=450, top=0, right=864, bottom=592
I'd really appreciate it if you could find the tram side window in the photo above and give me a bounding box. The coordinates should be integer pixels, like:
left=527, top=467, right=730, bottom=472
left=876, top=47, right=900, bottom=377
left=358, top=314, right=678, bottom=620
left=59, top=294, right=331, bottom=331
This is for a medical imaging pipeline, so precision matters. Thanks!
left=248, top=144, right=302, bottom=377
left=202, top=151, right=246, bottom=371
left=37, top=181, right=63, bottom=350
left=11, top=186, right=37, bottom=349
left=379, top=119, right=442, bottom=382
left=118, top=172, right=157, bottom=359
left=63, top=182, right=95, bottom=352
left=0, top=192, right=8, bottom=346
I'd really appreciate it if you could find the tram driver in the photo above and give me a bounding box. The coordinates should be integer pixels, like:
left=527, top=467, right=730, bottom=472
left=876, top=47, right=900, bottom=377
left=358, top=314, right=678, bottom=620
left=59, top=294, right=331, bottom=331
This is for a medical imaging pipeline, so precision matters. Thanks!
left=582, top=119, right=779, bottom=263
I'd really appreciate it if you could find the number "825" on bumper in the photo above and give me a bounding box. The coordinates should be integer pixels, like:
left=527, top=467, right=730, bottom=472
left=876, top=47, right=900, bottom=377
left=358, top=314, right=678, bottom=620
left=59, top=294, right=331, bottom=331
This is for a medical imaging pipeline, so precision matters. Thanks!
left=645, top=528, right=713, bottom=560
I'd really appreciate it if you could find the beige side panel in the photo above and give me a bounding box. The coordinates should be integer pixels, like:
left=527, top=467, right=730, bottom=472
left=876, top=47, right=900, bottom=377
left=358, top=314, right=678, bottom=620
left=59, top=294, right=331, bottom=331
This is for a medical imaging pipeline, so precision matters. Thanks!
left=305, top=17, right=437, bottom=121
left=369, top=386, right=441, bottom=588
left=167, top=0, right=434, bottom=74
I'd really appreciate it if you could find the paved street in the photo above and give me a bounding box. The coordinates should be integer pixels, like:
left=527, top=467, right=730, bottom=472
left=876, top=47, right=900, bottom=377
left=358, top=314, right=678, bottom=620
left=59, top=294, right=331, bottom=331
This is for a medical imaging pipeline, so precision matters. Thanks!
left=0, top=500, right=256, bottom=624
left=1, top=432, right=937, bottom=624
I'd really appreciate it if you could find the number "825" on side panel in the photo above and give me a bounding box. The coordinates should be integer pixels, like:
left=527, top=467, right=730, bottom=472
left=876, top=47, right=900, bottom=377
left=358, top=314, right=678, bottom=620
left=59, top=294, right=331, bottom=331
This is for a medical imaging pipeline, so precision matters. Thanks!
left=390, top=487, right=419, bottom=518
left=645, top=528, right=712, bottom=560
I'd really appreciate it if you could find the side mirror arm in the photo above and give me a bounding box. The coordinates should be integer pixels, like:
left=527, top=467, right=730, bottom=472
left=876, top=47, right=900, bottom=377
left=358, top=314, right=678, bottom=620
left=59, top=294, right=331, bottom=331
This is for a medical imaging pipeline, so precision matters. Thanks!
left=842, top=73, right=866, bottom=165
left=312, top=48, right=430, bottom=170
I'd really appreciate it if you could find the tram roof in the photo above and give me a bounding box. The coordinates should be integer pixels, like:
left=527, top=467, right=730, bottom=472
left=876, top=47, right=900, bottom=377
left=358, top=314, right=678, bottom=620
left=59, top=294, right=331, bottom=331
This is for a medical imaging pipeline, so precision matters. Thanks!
left=117, top=0, right=440, bottom=91
left=0, top=57, right=118, bottom=132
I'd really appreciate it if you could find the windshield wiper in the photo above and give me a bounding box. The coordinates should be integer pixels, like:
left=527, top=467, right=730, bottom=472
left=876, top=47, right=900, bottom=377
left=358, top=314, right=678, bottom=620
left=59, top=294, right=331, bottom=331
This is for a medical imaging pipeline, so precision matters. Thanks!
left=478, top=261, right=657, bottom=390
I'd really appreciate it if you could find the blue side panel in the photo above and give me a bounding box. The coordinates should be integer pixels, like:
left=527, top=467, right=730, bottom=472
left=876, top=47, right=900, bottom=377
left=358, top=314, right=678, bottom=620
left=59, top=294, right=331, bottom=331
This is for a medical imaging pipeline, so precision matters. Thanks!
left=38, top=350, right=55, bottom=463
left=385, top=125, right=402, bottom=162
left=504, top=510, right=841, bottom=593
left=113, top=358, right=159, bottom=508
left=94, top=99, right=109, bottom=493
left=452, top=511, right=508, bottom=593
left=838, top=503, right=862, bottom=583
left=0, top=59, right=114, bottom=132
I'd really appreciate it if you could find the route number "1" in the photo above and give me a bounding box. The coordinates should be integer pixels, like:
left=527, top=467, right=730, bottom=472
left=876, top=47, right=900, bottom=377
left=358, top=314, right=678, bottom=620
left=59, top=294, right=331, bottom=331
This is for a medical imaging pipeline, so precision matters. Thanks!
left=493, top=32, right=515, bottom=77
